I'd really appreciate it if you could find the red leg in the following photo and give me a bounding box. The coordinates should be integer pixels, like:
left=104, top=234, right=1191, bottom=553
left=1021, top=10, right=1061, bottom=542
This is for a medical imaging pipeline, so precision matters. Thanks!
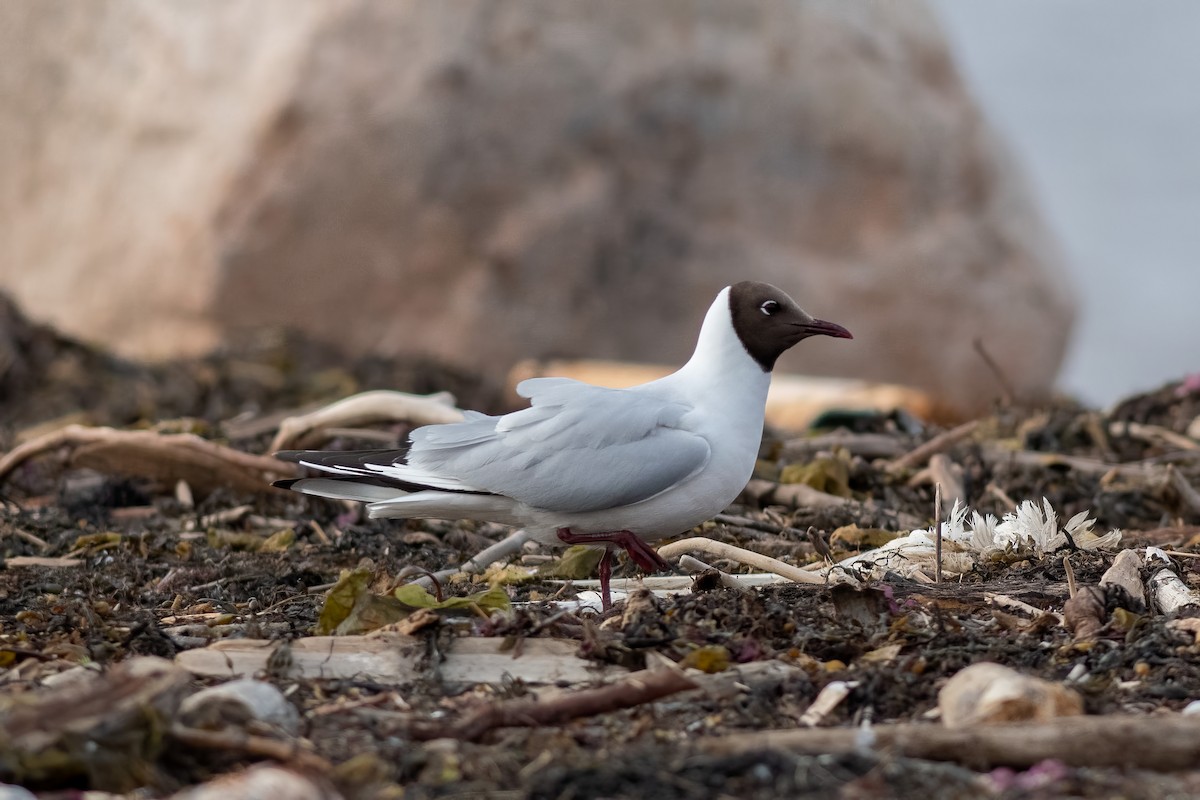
left=608, top=531, right=672, bottom=573
left=555, top=528, right=672, bottom=574
left=597, top=547, right=613, bottom=611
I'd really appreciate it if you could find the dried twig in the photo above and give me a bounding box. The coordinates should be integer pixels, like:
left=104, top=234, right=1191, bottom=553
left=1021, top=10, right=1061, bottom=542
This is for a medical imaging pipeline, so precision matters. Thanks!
left=412, top=667, right=697, bottom=741
left=655, top=538, right=825, bottom=584
left=1110, top=421, right=1199, bottom=452
left=934, top=482, right=943, bottom=584
left=929, top=454, right=965, bottom=507
left=713, top=513, right=812, bottom=540
left=797, top=680, right=857, bottom=727
left=979, top=446, right=1158, bottom=479
left=1063, top=555, right=1077, bottom=599
left=308, top=519, right=332, bottom=545
left=985, top=482, right=1018, bottom=511
left=887, top=421, right=980, bottom=474
left=677, top=555, right=746, bottom=590
left=169, top=724, right=331, bottom=772
left=973, top=337, right=1016, bottom=406
left=782, top=432, right=906, bottom=460
left=270, top=390, right=463, bottom=452
left=0, top=425, right=296, bottom=493
left=985, top=592, right=1064, bottom=625
left=410, top=529, right=531, bottom=589
left=1168, top=465, right=1200, bottom=514
left=699, top=714, right=1200, bottom=770
left=1150, top=568, right=1200, bottom=614
left=4, top=527, right=50, bottom=550
left=4, top=556, right=83, bottom=568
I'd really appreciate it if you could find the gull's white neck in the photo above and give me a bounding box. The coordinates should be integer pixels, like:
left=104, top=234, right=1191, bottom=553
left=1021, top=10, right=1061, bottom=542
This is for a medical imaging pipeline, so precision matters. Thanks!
left=668, top=287, right=772, bottom=406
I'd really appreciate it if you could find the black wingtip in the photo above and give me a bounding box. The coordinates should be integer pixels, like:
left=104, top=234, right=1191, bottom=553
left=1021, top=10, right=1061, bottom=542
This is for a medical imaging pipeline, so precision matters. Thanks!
left=272, top=479, right=301, bottom=490
left=273, top=451, right=308, bottom=463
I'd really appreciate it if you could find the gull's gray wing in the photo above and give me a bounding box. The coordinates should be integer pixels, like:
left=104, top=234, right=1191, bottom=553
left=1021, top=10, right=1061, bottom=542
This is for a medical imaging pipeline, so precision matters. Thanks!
left=372, top=377, right=711, bottom=512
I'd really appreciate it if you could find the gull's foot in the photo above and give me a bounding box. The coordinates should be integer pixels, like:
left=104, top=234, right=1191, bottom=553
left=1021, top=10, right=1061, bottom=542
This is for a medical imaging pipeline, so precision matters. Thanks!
left=555, top=528, right=669, bottom=573
left=557, top=528, right=673, bottom=611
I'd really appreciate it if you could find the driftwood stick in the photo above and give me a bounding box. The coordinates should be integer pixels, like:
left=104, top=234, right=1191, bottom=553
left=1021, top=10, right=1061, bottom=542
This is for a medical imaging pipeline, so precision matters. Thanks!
left=413, top=667, right=698, bottom=741
left=169, top=724, right=332, bottom=772
left=928, top=454, right=965, bottom=508
left=934, top=482, right=943, bottom=584
left=979, top=446, right=1160, bottom=479
left=888, top=421, right=980, bottom=474
left=656, top=537, right=825, bottom=584
left=699, top=714, right=1200, bottom=771
left=985, top=592, right=1064, bottom=625
left=1110, top=421, right=1200, bottom=452
left=677, top=555, right=746, bottom=590
left=1168, top=465, right=1200, bottom=514
left=1150, top=568, right=1200, bottom=613
left=782, top=432, right=906, bottom=460
left=0, top=425, right=297, bottom=492
left=270, top=390, right=464, bottom=452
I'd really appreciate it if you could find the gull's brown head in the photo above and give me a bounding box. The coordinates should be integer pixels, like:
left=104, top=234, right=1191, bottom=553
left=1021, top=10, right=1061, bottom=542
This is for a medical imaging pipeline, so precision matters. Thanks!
left=728, top=281, right=852, bottom=371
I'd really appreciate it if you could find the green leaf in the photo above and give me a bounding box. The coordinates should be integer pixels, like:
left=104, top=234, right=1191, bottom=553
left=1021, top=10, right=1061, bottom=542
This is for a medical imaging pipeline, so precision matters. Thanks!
left=69, top=532, right=122, bottom=555
left=393, top=583, right=510, bottom=614
left=335, top=592, right=410, bottom=635
left=206, top=529, right=269, bottom=551
left=779, top=453, right=852, bottom=498
left=681, top=645, right=731, bottom=674
left=533, top=545, right=604, bottom=579
left=315, top=568, right=372, bottom=635
left=260, top=528, right=296, bottom=552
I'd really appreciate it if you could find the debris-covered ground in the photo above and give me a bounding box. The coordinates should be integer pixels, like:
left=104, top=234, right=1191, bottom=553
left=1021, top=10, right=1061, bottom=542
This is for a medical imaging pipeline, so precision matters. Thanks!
left=3, top=296, right=1200, bottom=799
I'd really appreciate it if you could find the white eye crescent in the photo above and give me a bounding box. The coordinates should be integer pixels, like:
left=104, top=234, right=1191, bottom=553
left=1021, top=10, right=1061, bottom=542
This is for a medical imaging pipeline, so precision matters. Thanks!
left=760, top=300, right=780, bottom=316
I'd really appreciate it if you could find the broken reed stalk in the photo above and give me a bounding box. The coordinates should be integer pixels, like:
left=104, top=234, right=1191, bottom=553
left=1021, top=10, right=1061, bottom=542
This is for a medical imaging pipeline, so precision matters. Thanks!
left=934, top=482, right=943, bottom=584
left=888, top=420, right=980, bottom=474
left=1063, top=555, right=1077, bottom=598
left=412, top=667, right=698, bottom=741
left=655, top=537, right=825, bottom=584
left=972, top=336, right=1016, bottom=406
left=269, top=389, right=464, bottom=452
left=677, top=555, right=746, bottom=590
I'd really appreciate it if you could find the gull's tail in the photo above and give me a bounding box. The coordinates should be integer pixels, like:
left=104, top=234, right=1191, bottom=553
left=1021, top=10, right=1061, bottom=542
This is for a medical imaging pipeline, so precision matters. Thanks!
left=273, top=449, right=517, bottom=523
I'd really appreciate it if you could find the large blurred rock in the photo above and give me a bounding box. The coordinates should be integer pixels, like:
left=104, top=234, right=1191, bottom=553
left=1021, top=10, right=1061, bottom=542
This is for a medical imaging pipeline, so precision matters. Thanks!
left=0, top=0, right=1075, bottom=414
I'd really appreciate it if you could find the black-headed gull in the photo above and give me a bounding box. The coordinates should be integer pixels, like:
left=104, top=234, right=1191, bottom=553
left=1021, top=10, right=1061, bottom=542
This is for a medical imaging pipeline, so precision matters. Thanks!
left=276, top=282, right=851, bottom=609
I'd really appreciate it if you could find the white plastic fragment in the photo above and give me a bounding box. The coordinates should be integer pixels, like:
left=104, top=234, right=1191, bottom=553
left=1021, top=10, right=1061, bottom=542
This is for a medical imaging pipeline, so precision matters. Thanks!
left=798, top=680, right=858, bottom=727
left=1146, top=546, right=1171, bottom=564
left=1064, top=663, right=1088, bottom=683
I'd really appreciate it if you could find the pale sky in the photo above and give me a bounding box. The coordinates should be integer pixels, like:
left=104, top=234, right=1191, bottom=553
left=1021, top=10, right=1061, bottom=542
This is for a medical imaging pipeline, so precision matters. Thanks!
left=931, top=0, right=1200, bottom=405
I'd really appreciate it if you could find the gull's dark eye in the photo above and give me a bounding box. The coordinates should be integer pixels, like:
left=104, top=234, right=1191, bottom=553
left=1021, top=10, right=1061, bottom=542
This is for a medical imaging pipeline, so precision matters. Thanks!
left=760, top=300, right=780, bottom=316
